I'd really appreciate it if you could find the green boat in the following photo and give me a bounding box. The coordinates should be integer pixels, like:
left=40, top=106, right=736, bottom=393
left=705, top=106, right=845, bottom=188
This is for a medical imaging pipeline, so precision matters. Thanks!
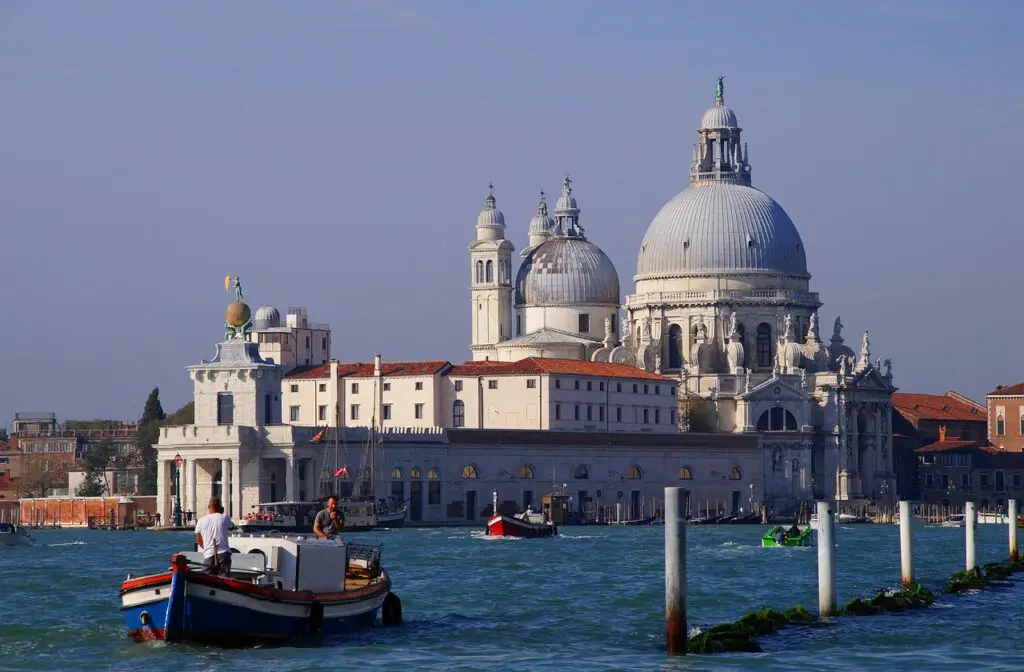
left=761, top=524, right=812, bottom=547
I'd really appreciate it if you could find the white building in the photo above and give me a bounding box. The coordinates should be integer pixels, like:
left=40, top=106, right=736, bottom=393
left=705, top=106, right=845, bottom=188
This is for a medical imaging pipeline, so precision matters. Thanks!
left=155, top=79, right=895, bottom=525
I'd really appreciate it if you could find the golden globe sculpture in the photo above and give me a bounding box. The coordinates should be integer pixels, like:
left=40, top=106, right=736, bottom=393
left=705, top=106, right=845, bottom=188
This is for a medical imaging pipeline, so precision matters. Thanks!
left=223, top=275, right=253, bottom=340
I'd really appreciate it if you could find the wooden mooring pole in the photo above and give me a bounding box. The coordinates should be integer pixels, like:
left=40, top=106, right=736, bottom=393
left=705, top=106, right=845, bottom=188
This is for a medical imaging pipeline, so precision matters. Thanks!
left=1010, top=499, right=1019, bottom=563
left=899, top=500, right=914, bottom=586
left=665, top=486, right=687, bottom=654
left=816, top=501, right=837, bottom=617
left=965, top=501, right=977, bottom=571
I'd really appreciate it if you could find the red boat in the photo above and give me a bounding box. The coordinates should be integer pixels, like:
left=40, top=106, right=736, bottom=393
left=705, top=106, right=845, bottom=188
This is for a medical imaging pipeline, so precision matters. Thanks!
left=485, top=492, right=557, bottom=538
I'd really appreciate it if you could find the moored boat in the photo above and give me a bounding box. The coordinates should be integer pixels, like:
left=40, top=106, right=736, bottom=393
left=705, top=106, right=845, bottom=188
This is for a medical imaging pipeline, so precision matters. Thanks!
left=0, top=522, right=34, bottom=546
left=238, top=500, right=376, bottom=534
left=119, top=534, right=401, bottom=645
left=761, top=525, right=812, bottom=547
left=485, top=493, right=556, bottom=538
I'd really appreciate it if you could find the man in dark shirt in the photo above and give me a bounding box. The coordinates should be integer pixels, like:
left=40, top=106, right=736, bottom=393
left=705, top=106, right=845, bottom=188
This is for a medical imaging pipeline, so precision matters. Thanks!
left=313, top=495, right=345, bottom=539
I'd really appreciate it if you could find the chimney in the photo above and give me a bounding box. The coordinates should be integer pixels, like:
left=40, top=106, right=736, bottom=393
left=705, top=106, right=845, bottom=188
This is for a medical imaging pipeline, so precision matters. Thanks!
left=374, top=353, right=382, bottom=377
left=938, top=425, right=947, bottom=442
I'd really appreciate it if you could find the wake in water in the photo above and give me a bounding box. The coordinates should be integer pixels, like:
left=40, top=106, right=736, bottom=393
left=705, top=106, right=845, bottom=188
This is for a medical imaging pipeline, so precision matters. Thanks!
left=47, top=540, right=89, bottom=548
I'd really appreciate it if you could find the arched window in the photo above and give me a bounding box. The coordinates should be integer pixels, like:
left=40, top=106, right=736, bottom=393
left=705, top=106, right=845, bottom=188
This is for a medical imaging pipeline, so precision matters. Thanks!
left=427, top=467, right=440, bottom=506
left=574, top=464, right=589, bottom=479
left=756, top=323, right=772, bottom=368
left=679, top=466, right=693, bottom=480
left=756, top=407, right=799, bottom=432
left=462, top=464, right=479, bottom=479
left=453, top=400, right=465, bottom=428
left=996, top=470, right=1006, bottom=491
left=475, top=260, right=483, bottom=283
left=410, top=467, right=422, bottom=480
left=518, top=463, right=535, bottom=479
left=427, top=467, right=439, bottom=481
left=668, top=324, right=683, bottom=369
left=391, top=467, right=403, bottom=480
left=627, top=465, right=643, bottom=480
left=359, top=468, right=372, bottom=494
left=730, top=466, right=742, bottom=481
left=485, top=260, right=494, bottom=283
left=997, top=415, right=1006, bottom=436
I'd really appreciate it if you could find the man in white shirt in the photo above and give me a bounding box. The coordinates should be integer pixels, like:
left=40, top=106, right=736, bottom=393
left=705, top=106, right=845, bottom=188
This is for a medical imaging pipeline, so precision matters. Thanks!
left=194, top=497, right=233, bottom=576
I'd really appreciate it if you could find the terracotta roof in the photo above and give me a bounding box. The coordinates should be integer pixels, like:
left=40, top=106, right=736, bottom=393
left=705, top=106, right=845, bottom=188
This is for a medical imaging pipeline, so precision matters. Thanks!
left=891, top=392, right=986, bottom=423
left=447, top=357, right=673, bottom=381
left=989, top=381, right=1024, bottom=396
left=915, top=440, right=982, bottom=454
left=285, top=360, right=452, bottom=380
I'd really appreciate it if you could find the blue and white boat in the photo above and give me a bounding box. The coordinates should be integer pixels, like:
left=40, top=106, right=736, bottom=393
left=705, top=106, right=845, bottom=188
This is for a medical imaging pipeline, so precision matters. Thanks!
left=119, top=534, right=401, bottom=645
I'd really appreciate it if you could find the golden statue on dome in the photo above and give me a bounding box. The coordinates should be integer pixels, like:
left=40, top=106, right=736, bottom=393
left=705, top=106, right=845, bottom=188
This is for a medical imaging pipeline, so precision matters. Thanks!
left=224, top=275, right=252, bottom=340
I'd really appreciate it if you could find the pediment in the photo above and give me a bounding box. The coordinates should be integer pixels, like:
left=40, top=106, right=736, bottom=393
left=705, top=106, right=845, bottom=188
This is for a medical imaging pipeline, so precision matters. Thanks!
left=850, top=367, right=892, bottom=391
left=744, top=375, right=811, bottom=402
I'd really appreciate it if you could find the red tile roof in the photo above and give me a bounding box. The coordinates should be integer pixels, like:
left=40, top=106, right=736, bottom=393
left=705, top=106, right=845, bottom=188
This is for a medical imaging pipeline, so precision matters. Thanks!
left=447, top=357, right=673, bottom=381
left=286, top=360, right=451, bottom=380
left=915, top=440, right=982, bottom=454
left=989, top=381, right=1024, bottom=396
left=891, top=392, right=986, bottom=423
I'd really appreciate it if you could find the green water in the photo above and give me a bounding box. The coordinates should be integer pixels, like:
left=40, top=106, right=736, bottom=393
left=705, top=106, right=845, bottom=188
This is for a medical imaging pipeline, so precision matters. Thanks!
left=1, top=524, right=1022, bottom=671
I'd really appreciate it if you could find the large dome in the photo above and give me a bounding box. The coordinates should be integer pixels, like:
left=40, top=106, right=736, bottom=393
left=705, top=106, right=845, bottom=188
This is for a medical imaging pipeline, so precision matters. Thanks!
left=635, top=183, right=808, bottom=278
left=516, top=235, right=620, bottom=306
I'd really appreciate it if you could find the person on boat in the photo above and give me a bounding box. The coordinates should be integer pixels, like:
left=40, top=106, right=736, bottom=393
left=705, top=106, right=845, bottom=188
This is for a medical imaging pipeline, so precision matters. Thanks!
left=313, top=495, right=346, bottom=540
left=787, top=522, right=801, bottom=537
left=195, top=496, right=233, bottom=576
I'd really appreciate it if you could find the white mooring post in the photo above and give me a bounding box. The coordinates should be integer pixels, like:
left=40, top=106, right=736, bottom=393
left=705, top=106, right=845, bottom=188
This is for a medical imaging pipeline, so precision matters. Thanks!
left=1010, top=499, right=1019, bottom=563
left=899, top=500, right=914, bottom=586
left=665, top=487, right=687, bottom=654
left=616, top=502, right=622, bottom=523
left=965, top=501, right=977, bottom=571
left=816, top=501, right=837, bottom=617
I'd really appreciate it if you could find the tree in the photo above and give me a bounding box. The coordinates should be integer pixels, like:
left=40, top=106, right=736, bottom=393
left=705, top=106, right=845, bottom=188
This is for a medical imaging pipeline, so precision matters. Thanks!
left=75, top=472, right=106, bottom=497
left=0, top=428, right=8, bottom=442
left=136, top=387, right=167, bottom=495
left=164, top=401, right=194, bottom=426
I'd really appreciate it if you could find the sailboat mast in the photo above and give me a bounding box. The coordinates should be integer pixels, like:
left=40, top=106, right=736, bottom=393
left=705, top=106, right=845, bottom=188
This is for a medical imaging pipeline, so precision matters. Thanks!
left=372, top=353, right=382, bottom=502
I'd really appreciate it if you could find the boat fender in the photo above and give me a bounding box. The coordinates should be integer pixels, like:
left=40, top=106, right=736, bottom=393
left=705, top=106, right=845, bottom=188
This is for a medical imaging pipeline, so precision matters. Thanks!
left=309, top=600, right=324, bottom=634
left=382, top=592, right=402, bottom=626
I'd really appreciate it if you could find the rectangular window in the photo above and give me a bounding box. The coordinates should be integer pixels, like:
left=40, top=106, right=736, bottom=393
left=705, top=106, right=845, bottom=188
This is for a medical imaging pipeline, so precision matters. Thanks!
left=941, top=474, right=949, bottom=490
left=925, top=474, right=933, bottom=488
left=290, top=384, right=299, bottom=393
left=574, top=405, right=580, bottom=421
left=523, top=490, right=534, bottom=509
left=318, top=383, right=326, bottom=392
left=380, top=404, right=391, bottom=420
left=217, top=393, right=235, bottom=425
left=488, top=380, right=498, bottom=389
left=318, top=405, right=327, bottom=421
left=527, top=379, right=537, bottom=389
left=305, top=336, right=311, bottom=348
left=555, top=404, right=561, bottom=420
left=574, top=380, right=580, bottom=390
left=670, top=409, right=677, bottom=425
left=351, top=382, right=359, bottom=393
left=633, top=384, right=638, bottom=394
left=453, top=402, right=465, bottom=427
left=617, top=383, right=622, bottom=393
left=516, top=314, right=521, bottom=336
left=670, top=386, right=676, bottom=396
left=616, top=407, right=622, bottom=423
left=599, top=406, right=605, bottom=422
left=961, top=473, right=970, bottom=488
left=289, top=406, right=301, bottom=422
left=455, top=380, right=464, bottom=391
left=587, top=405, right=593, bottom=421
left=997, top=417, right=1005, bottom=436
left=555, top=379, right=561, bottom=389
left=587, top=381, right=593, bottom=391
left=655, top=385, right=660, bottom=395
left=643, top=408, right=650, bottom=424
left=383, top=382, right=391, bottom=391
left=578, top=313, right=590, bottom=334
left=415, top=382, right=424, bottom=391
left=655, top=409, right=661, bottom=424
left=981, top=472, right=990, bottom=488
left=322, top=336, right=327, bottom=350
left=1014, top=474, right=1022, bottom=489
left=644, top=384, right=649, bottom=394
left=599, top=382, right=605, bottom=392
left=350, top=404, right=359, bottom=420
left=1020, top=416, right=1024, bottom=435
left=428, top=481, right=441, bottom=505
left=415, top=403, right=424, bottom=419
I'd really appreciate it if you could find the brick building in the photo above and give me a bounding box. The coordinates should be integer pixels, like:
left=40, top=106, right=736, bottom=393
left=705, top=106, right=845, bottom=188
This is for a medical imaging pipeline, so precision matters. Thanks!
left=987, top=381, right=1024, bottom=451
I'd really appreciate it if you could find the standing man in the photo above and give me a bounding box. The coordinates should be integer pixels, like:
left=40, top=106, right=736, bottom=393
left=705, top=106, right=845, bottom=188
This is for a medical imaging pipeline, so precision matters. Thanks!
left=313, top=495, right=345, bottom=540
left=195, top=496, right=233, bottom=575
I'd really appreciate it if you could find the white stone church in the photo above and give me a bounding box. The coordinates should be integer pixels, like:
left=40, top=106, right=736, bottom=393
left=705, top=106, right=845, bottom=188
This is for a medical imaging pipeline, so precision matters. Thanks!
left=156, top=80, right=896, bottom=526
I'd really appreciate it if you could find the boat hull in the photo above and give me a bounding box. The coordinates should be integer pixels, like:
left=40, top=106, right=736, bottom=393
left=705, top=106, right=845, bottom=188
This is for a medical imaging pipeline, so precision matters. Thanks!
left=120, top=564, right=390, bottom=645
left=486, top=515, right=557, bottom=538
left=761, top=526, right=813, bottom=547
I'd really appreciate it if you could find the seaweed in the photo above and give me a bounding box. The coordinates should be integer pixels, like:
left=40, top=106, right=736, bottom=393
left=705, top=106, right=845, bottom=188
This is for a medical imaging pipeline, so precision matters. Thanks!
left=687, top=606, right=821, bottom=653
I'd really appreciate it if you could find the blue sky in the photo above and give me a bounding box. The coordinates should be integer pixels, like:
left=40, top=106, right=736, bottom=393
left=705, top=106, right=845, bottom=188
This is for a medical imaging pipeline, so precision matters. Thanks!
left=0, top=0, right=1021, bottom=422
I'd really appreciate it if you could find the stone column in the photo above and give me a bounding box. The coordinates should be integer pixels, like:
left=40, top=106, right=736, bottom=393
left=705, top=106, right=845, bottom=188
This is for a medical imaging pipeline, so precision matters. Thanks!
left=874, top=404, right=883, bottom=496
left=221, top=458, right=232, bottom=517
left=286, top=455, right=296, bottom=502
left=232, top=457, right=242, bottom=519
left=188, top=459, right=198, bottom=518
left=156, top=459, right=169, bottom=526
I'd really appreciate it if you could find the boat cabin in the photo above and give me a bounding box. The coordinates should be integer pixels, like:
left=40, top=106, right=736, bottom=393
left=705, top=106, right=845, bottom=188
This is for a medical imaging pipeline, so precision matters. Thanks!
left=541, top=494, right=571, bottom=524
left=179, top=535, right=382, bottom=592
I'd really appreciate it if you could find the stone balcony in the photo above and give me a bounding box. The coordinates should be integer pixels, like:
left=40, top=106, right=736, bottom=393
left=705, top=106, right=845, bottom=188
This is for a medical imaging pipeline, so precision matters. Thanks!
left=625, top=288, right=820, bottom=308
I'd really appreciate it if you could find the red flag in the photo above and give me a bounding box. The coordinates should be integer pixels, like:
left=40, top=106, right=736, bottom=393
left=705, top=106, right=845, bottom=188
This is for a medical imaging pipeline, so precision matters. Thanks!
left=311, top=426, right=328, bottom=443
left=334, top=465, right=348, bottom=478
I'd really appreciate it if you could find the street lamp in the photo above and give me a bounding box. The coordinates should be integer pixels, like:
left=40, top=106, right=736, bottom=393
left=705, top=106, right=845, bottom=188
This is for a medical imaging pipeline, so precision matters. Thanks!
left=173, top=453, right=183, bottom=527
left=748, top=483, right=754, bottom=515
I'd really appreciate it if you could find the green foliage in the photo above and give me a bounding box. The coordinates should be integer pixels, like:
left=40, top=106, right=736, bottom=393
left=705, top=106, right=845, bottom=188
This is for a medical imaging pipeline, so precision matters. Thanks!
left=839, top=583, right=935, bottom=615
left=163, top=401, right=194, bottom=426
left=0, top=428, right=8, bottom=442
left=75, top=472, right=106, bottom=497
left=141, top=387, right=166, bottom=425
left=64, top=420, right=125, bottom=430
left=135, top=391, right=193, bottom=496
left=688, top=606, right=823, bottom=654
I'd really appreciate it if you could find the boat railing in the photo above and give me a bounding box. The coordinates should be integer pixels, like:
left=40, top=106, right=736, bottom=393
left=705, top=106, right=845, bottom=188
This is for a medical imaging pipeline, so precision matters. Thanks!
left=346, top=543, right=382, bottom=579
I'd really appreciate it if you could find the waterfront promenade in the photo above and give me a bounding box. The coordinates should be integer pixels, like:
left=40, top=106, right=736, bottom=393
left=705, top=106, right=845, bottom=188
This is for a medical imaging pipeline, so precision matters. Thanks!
left=1, top=523, right=1021, bottom=670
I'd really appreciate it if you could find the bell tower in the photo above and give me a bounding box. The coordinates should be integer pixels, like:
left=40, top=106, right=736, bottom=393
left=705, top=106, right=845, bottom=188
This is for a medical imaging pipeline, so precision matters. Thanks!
left=469, top=185, right=514, bottom=361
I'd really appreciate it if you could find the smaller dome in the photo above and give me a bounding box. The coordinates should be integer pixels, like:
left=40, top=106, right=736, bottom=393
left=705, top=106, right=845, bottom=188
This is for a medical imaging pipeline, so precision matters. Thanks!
left=225, top=301, right=251, bottom=329
left=476, top=185, right=505, bottom=229
left=515, top=236, right=620, bottom=306
left=528, top=192, right=555, bottom=236
left=254, top=305, right=281, bottom=329
left=701, top=103, right=738, bottom=130
left=554, top=174, right=578, bottom=214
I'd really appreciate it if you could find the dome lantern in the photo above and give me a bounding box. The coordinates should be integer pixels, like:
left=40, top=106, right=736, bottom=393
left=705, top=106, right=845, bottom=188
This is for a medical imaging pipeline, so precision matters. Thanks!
left=692, top=77, right=750, bottom=188
left=475, top=183, right=506, bottom=238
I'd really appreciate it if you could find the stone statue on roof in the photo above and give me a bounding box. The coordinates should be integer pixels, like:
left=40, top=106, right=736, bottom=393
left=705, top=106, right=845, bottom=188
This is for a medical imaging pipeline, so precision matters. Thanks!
left=715, top=76, right=724, bottom=103
left=233, top=276, right=245, bottom=302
